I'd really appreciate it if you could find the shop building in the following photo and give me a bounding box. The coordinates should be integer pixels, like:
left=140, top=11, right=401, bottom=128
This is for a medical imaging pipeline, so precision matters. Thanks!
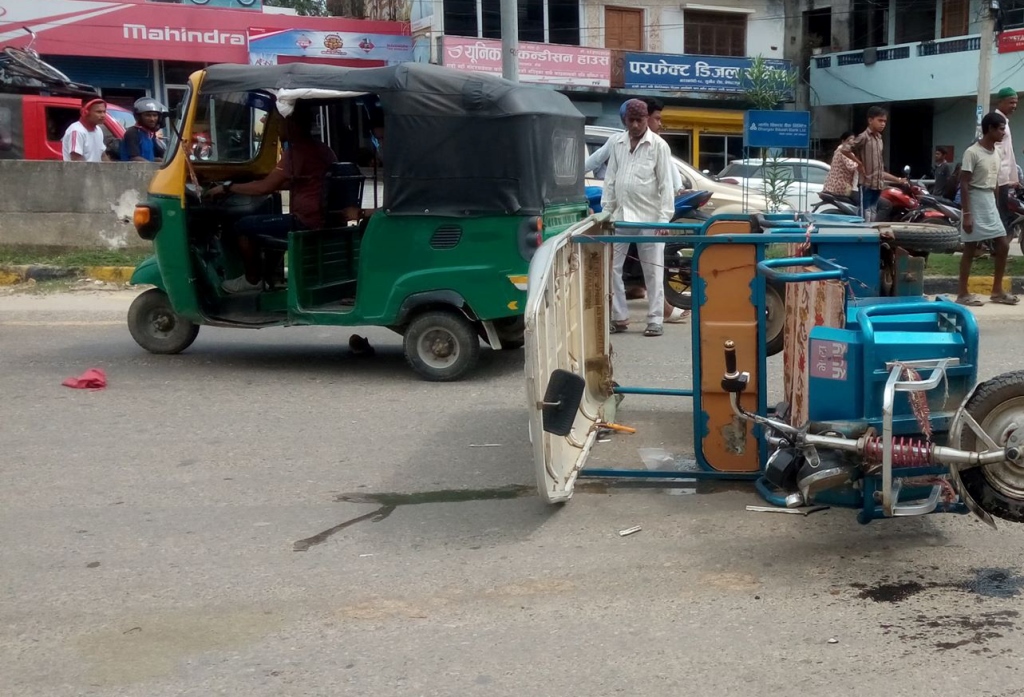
left=807, top=0, right=1024, bottom=175
left=0, top=0, right=410, bottom=110
left=426, top=0, right=791, bottom=171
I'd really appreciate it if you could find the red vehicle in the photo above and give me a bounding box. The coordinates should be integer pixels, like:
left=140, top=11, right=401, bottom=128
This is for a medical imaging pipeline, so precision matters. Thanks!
left=1, top=38, right=128, bottom=160
left=0, top=93, right=128, bottom=160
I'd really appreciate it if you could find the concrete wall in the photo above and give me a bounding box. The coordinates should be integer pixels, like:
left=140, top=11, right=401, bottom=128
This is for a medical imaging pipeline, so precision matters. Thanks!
left=933, top=98, right=979, bottom=165
left=0, top=161, right=158, bottom=249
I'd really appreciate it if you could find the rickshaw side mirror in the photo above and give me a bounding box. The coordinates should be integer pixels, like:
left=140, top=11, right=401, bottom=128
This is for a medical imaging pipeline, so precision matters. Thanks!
left=540, top=369, right=586, bottom=436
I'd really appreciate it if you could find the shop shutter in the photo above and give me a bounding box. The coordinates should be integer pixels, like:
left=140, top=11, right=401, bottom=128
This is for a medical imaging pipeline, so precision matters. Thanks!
left=44, top=56, right=155, bottom=92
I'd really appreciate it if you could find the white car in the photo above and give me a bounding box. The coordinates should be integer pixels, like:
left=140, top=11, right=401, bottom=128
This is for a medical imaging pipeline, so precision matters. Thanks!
left=717, top=158, right=831, bottom=211
left=585, top=126, right=777, bottom=214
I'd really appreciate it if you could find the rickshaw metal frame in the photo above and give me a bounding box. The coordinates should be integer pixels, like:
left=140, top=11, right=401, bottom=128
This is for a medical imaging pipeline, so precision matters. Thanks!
left=571, top=217, right=881, bottom=481
left=569, top=214, right=974, bottom=503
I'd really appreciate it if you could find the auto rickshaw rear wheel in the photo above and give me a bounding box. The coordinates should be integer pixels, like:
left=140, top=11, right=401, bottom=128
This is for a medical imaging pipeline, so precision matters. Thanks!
left=956, top=371, right=1024, bottom=524
left=404, top=310, right=481, bottom=382
left=127, top=288, right=200, bottom=355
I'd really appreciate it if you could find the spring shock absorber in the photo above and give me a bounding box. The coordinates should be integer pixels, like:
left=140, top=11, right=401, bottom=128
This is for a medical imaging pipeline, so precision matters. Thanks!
left=862, top=436, right=934, bottom=466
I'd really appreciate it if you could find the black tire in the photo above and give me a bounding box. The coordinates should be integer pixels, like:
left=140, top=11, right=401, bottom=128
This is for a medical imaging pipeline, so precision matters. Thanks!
left=664, top=247, right=692, bottom=310
left=493, top=316, right=525, bottom=350
left=765, top=281, right=785, bottom=357
left=957, top=371, right=1024, bottom=524
left=403, top=310, right=481, bottom=381
left=127, top=288, right=199, bottom=355
left=888, top=223, right=960, bottom=254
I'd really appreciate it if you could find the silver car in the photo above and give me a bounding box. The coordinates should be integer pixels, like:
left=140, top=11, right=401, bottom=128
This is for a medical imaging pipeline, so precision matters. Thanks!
left=585, top=125, right=778, bottom=214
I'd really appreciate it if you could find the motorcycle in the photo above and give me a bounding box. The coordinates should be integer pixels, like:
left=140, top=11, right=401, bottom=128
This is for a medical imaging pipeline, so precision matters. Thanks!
left=811, top=190, right=861, bottom=217
left=584, top=186, right=713, bottom=223
left=875, top=180, right=955, bottom=225
left=1007, top=187, right=1024, bottom=251
left=586, top=185, right=713, bottom=305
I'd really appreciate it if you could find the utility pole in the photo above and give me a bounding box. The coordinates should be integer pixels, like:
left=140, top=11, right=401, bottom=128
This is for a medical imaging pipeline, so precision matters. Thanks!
left=501, top=0, right=519, bottom=82
left=977, top=1, right=998, bottom=137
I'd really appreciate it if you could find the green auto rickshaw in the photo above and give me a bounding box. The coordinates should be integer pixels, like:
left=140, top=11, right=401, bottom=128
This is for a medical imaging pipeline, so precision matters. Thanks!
left=128, top=62, right=588, bottom=380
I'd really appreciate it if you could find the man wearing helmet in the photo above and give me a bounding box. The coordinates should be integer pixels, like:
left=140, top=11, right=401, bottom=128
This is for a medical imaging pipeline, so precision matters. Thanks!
left=120, top=97, right=167, bottom=162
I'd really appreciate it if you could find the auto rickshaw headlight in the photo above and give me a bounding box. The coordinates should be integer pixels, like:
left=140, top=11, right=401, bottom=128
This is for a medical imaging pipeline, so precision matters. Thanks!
left=134, top=204, right=162, bottom=241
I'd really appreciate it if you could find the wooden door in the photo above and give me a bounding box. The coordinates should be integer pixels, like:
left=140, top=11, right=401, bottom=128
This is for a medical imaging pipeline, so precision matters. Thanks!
left=941, top=0, right=968, bottom=38
left=604, top=7, right=643, bottom=50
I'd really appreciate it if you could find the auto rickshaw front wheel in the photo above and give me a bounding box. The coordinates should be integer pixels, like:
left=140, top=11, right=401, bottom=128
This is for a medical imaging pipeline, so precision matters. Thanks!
left=128, top=288, right=200, bottom=355
left=403, top=310, right=481, bottom=382
left=956, top=371, right=1024, bottom=524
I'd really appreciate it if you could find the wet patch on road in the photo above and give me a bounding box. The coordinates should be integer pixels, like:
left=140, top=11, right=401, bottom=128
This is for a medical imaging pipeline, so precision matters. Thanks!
left=898, top=611, right=1019, bottom=655
left=853, top=569, right=1024, bottom=655
left=293, top=485, right=535, bottom=551
left=854, top=568, right=1024, bottom=603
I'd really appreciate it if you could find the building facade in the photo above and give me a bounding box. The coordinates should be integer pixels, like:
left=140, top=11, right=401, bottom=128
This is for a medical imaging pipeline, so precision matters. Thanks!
left=1, top=0, right=792, bottom=173
left=0, top=0, right=410, bottom=110
left=426, top=0, right=791, bottom=170
left=808, top=0, right=1024, bottom=176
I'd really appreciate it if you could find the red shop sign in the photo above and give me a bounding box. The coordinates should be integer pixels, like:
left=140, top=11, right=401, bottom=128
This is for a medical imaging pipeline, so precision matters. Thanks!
left=0, top=0, right=407, bottom=64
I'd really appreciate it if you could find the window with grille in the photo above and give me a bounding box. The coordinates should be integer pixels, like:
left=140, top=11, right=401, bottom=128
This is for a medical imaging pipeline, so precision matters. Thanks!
left=684, top=10, right=747, bottom=57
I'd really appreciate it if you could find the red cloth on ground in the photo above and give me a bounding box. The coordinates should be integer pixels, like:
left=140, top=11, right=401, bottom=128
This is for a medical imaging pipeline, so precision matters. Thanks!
left=62, top=368, right=106, bottom=389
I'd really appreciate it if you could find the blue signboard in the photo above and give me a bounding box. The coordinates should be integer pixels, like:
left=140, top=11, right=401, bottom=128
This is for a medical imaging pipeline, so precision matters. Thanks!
left=744, top=110, right=811, bottom=149
left=622, top=53, right=792, bottom=94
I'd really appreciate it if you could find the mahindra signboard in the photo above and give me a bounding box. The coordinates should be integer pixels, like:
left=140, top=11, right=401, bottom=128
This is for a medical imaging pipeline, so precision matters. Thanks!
left=0, top=0, right=408, bottom=63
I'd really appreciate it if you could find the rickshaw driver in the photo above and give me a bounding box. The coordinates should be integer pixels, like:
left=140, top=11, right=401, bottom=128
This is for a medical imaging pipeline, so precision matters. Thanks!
left=208, top=104, right=337, bottom=294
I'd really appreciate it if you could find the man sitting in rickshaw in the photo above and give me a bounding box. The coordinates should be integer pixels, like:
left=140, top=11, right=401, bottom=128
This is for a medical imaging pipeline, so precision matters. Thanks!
left=209, top=104, right=337, bottom=294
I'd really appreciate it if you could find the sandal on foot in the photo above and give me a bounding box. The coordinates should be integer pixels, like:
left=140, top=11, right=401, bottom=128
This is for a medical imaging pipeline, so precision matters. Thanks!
left=990, top=293, right=1020, bottom=305
left=956, top=295, right=985, bottom=307
left=610, top=321, right=629, bottom=334
left=665, top=308, right=690, bottom=323
left=643, top=323, right=663, bottom=337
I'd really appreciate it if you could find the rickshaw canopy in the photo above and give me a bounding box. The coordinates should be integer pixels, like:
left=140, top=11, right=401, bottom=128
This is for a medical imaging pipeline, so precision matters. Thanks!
left=197, top=62, right=586, bottom=216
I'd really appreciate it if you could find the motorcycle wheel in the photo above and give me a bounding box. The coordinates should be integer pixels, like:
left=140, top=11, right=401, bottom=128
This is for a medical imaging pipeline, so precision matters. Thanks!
left=956, top=371, right=1024, bottom=524
left=663, top=247, right=692, bottom=310
left=1016, top=223, right=1024, bottom=257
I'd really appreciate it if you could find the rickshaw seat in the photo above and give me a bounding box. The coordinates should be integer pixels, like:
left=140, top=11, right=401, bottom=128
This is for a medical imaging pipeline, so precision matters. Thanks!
left=323, top=162, right=366, bottom=229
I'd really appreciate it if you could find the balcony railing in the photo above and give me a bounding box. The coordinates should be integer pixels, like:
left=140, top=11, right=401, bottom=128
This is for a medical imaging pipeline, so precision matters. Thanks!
left=918, top=36, right=980, bottom=55
left=814, top=35, right=980, bottom=69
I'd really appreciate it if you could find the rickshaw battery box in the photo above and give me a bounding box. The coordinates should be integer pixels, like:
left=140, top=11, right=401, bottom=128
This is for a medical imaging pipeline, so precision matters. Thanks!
left=806, top=326, right=864, bottom=424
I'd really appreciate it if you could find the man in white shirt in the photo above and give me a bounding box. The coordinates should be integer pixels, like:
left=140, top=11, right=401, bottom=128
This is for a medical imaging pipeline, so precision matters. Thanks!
left=994, top=87, right=1019, bottom=231
left=62, top=98, right=109, bottom=162
left=602, top=99, right=675, bottom=337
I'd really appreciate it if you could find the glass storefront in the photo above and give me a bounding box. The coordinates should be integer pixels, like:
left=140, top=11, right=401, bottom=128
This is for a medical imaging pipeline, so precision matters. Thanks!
left=697, top=133, right=744, bottom=176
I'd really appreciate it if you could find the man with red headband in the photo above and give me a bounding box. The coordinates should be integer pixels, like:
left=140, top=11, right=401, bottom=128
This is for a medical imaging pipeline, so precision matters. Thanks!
left=62, top=99, right=108, bottom=162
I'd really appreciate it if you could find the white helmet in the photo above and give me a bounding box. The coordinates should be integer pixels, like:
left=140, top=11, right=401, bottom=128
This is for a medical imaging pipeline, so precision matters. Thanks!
left=133, top=97, right=167, bottom=116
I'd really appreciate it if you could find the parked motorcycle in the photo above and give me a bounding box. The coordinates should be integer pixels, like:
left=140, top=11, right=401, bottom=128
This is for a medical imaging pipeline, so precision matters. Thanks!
left=875, top=180, right=955, bottom=225
left=586, top=185, right=712, bottom=297
left=585, top=186, right=713, bottom=222
left=1006, top=187, right=1024, bottom=251
left=811, top=190, right=861, bottom=217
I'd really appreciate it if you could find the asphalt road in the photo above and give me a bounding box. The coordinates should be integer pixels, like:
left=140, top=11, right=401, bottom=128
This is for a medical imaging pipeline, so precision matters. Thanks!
left=4, top=289, right=1024, bottom=697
